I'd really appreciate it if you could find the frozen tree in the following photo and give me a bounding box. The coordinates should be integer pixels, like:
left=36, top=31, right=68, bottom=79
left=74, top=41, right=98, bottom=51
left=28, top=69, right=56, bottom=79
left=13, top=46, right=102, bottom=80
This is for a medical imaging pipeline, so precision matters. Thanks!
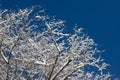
left=0, top=7, right=114, bottom=80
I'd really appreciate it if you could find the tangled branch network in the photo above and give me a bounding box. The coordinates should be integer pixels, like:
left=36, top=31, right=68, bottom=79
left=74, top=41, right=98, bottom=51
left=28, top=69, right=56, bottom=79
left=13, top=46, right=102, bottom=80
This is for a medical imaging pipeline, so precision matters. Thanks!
left=0, top=7, right=117, bottom=80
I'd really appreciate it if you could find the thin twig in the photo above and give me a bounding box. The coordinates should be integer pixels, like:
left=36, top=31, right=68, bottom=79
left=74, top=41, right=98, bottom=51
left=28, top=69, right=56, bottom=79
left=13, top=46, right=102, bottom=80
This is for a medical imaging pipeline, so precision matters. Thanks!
left=0, top=38, right=8, bottom=63
left=63, top=64, right=85, bottom=80
left=6, top=33, right=21, bottom=80
left=46, top=23, right=61, bottom=80
left=52, top=59, right=72, bottom=80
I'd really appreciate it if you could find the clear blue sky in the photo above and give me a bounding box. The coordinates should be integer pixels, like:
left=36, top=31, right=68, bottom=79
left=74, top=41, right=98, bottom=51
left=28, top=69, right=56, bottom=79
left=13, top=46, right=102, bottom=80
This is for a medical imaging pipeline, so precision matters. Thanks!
left=0, top=0, right=120, bottom=77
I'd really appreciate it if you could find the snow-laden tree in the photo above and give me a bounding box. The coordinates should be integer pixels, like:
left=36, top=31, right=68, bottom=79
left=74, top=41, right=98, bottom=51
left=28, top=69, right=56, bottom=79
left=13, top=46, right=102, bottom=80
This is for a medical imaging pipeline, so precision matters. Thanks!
left=0, top=7, right=113, bottom=80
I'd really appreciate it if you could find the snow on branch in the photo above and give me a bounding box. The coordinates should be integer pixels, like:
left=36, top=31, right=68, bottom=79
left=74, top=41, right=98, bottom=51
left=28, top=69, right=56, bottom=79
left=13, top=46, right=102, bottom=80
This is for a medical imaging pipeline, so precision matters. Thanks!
left=0, top=7, right=117, bottom=80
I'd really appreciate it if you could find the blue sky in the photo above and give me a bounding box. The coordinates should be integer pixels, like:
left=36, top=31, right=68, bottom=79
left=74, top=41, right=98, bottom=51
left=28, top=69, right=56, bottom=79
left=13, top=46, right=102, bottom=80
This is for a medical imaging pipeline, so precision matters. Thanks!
left=0, top=0, right=120, bottom=77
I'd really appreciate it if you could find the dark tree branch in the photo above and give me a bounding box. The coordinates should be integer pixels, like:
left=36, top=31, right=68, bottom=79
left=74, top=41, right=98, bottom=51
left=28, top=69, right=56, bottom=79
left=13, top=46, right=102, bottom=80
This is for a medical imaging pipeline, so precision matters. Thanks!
left=46, top=23, right=61, bottom=80
left=52, top=59, right=72, bottom=80
left=63, top=64, right=85, bottom=80
left=6, top=33, right=21, bottom=80
left=0, top=38, right=8, bottom=63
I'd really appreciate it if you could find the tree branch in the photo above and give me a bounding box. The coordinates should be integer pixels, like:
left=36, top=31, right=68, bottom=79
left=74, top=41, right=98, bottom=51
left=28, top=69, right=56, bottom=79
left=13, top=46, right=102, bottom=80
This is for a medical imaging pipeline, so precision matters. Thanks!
left=46, top=23, right=61, bottom=80
left=0, top=38, right=8, bottom=63
left=6, top=33, right=21, bottom=80
left=52, top=59, right=72, bottom=80
left=63, top=64, right=85, bottom=80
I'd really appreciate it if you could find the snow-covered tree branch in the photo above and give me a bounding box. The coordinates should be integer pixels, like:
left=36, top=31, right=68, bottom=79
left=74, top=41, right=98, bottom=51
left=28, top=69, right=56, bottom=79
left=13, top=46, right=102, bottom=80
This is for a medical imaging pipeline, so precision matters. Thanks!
left=0, top=7, right=117, bottom=80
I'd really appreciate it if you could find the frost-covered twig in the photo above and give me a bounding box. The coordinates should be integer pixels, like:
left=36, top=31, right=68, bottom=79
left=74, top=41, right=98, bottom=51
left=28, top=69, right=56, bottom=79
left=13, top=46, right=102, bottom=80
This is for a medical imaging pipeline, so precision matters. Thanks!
left=63, top=63, right=85, bottom=80
left=0, top=38, right=8, bottom=63
left=46, top=22, right=61, bottom=80
left=6, top=33, right=21, bottom=80
left=52, top=59, right=72, bottom=80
